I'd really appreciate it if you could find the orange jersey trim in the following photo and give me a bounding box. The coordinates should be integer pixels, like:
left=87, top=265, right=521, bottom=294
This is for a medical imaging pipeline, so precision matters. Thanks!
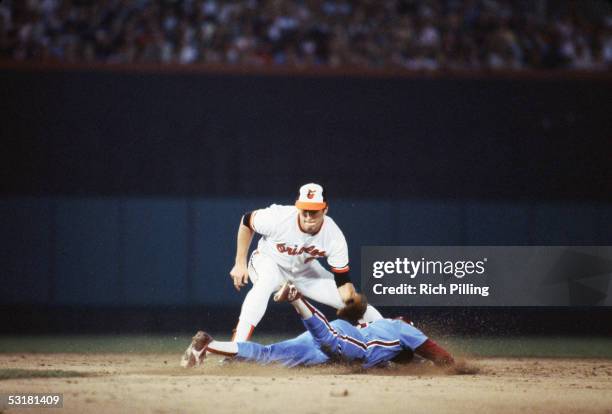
left=332, top=265, right=350, bottom=273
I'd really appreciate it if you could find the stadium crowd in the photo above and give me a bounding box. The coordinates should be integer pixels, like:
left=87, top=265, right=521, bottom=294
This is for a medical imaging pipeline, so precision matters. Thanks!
left=1, top=0, right=611, bottom=71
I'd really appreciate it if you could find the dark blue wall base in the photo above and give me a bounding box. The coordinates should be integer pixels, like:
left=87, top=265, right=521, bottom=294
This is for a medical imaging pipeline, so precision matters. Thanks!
left=2, top=305, right=611, bottom=336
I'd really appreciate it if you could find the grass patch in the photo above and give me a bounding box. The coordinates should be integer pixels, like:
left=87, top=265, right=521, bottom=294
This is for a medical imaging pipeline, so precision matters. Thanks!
left=446, top=336, right=612, bottom=358
left=0, top=335, right=611, bottom=358
left=0, top=369, right=90, bottom=380
left=0, top=335, right=197, bottom=354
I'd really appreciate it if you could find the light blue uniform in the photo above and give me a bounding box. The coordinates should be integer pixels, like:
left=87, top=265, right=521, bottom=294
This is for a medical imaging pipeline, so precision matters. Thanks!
left=235, top=308, right=428, bottom=368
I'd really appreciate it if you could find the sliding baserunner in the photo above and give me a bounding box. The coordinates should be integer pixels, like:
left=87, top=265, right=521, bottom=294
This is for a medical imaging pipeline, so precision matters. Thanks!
left=181, top=284, right=453, bottom=369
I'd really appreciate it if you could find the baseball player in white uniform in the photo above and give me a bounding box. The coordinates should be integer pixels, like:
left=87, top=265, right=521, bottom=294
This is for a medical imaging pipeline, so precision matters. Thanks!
left=229, top=183, right=383, bottom=342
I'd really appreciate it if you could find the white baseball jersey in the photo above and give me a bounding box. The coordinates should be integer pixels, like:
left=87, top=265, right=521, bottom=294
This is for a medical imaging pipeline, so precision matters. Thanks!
left=249, top=204, right=349, bottom=274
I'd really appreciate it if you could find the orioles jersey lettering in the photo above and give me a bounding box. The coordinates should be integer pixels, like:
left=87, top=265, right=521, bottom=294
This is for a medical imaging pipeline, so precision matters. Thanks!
left=276, top=243, right=326, bottom=257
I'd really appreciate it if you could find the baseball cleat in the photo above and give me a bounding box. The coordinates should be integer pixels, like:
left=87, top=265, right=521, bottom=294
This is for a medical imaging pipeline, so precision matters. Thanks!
left=273, top=282, right=302, bottom=303
left=180, top=330, right=213, bottom=368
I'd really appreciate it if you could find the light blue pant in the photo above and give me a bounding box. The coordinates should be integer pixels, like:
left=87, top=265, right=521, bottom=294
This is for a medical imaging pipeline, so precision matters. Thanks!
left=235, top=313, right=367, bottom=367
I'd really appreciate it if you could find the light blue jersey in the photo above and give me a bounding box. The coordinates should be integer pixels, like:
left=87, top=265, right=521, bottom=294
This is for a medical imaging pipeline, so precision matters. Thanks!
left=235, top=307, right=428, bottom=368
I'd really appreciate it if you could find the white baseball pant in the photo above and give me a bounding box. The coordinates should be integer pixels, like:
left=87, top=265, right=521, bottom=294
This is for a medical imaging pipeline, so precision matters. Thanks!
left=234, top=251, right=383, bottom=341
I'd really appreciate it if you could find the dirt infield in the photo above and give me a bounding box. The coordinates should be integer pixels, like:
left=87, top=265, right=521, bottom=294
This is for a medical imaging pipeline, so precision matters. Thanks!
left=1, top=354, right=611, bottom=414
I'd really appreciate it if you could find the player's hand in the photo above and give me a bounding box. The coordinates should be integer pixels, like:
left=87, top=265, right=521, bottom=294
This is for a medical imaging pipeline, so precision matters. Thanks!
left=337, top=293, right=368, bottom=323
left=230, top=263, right=250, bottom=291
left=337, top=282, right=357, bottom=303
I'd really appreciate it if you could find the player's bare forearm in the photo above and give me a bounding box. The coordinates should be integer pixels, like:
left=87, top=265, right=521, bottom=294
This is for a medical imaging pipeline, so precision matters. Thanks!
left=234, top=221, right=255, bottom=265
left=229, top=219, right=255, bottom=291
left=337, top=282, right=357, bottom=303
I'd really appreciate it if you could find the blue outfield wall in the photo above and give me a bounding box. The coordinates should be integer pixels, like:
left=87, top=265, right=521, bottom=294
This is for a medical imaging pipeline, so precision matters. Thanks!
left=1, top=69, right=611, bottom=310
left=1, top=196, right=611, bottom=306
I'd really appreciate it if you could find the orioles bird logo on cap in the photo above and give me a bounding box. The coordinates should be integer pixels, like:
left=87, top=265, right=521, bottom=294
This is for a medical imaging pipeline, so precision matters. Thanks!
left=307, top=189, right=316, bottom=199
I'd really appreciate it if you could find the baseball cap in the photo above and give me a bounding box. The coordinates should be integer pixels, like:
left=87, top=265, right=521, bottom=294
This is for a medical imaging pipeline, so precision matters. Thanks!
left=295, top=183, right=327, bottom=210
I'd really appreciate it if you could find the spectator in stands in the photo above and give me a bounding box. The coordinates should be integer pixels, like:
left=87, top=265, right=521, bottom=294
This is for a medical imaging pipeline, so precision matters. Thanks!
left=0, top=0, right=610, bottom=72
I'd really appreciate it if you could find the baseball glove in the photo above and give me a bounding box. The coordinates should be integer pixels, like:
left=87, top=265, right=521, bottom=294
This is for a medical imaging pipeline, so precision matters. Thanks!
left=336, top=293, right=368, bottom=324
